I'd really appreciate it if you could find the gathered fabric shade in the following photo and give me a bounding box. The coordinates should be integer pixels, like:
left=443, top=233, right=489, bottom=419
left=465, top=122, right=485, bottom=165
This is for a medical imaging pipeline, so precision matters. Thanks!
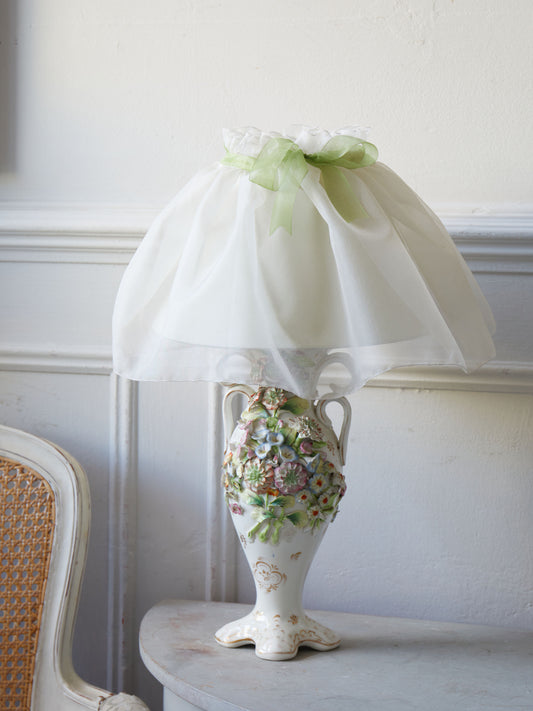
left=112, top=126, right=495, bottom=399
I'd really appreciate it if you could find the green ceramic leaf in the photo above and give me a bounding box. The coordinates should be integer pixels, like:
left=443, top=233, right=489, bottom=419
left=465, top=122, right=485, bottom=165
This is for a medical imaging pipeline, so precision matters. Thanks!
left=280, top=427, right=297, bottom=446
left=242, top=404, right=268, bottom=421
left=263, top=509, right=278, bottom=520
left=247, top=493, right=265, bottom=507
left=282, top=396, right=309, bottom=415
left=287, top=510, right=308, bottom=527
left=270, top=495, right=295, bottom=509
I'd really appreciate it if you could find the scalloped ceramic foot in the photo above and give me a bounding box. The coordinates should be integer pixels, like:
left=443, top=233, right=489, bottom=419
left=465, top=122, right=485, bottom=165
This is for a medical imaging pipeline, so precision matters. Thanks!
left=215, top=609, right=340, bottom=661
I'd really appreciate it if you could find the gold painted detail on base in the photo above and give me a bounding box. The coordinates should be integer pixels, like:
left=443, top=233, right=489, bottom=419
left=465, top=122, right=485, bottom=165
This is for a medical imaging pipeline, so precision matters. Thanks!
left=253, top=557, right=287, bottom=592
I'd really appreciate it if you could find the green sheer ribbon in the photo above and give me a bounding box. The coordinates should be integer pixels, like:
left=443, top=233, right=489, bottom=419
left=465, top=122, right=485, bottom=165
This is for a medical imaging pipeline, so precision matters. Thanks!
left=221, top=135, right=378, bottom=234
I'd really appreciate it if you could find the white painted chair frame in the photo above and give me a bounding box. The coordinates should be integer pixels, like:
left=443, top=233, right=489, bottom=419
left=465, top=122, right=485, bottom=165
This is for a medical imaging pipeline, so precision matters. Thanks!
left=0, top=425, right=148, bottom=711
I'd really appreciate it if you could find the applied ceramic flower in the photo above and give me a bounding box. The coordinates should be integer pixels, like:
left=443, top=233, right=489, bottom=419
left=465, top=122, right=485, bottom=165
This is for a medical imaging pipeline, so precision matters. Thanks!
left=223, top=387, right=346, bottom=544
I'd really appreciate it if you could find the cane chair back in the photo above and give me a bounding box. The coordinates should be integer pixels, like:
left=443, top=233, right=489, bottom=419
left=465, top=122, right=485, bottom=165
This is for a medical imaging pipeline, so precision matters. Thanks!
left=0, top=455, right=55, bottom=709
left=0, top=426, right=148, bottom=711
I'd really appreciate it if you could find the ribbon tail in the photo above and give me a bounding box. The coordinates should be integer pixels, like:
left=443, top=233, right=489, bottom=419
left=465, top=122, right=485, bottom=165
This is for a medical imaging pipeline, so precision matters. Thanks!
left=269, top=183, right=299, bottom=235
left=319, top=164, right=368, bottom=222
left=268, top=148, right=308, bottom=235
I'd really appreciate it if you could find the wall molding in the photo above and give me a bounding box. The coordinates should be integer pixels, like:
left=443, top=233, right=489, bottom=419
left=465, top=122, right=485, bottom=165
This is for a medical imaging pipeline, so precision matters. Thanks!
left=205, top=383, right=238, bottom=603
left=0, top=345, right=113, bottom=374
left=0, top=344, right=531, bottom=394
left=444, top=212, right=533, bottom=273
left=0, top=203, right=533, bottom=271
left=107, top=374, right=139, bottom=693
left=368, top=361, right=533, bottom=394
left=0, top=204, right=156, bottom=264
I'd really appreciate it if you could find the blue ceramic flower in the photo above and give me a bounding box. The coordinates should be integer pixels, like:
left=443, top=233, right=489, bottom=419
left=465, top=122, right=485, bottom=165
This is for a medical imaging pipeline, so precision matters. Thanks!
left=255, top=442, right=272, bottom=459
left=279, top=445, right=297, bottom=462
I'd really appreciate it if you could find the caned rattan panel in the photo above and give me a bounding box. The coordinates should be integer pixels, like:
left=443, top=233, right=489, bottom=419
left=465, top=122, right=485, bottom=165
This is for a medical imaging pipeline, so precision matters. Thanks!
left=0, top=457, right=55, bottom=710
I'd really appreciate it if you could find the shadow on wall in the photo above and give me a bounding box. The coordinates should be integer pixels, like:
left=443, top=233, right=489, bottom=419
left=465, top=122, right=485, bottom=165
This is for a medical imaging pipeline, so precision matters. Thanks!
left=0, top=0, right=17, bottom=172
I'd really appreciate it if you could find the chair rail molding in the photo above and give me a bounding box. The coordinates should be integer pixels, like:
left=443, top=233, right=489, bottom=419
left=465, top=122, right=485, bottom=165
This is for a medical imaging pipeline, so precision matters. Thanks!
left=1, top=202, right=533, bottom=270
left=0, top=345, right=113, bottom=375
left=0, top=203, right=157, bottom=264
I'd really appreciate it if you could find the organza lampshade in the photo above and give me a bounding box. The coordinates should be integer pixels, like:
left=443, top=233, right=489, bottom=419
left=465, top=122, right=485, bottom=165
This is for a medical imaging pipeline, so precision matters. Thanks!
left=113, top=126, right=495, bottom=399
left=112, top=126, right=495, bottom=659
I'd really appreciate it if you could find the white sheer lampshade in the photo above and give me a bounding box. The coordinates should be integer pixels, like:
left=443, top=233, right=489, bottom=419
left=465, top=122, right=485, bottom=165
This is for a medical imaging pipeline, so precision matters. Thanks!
left=112, top=126, right=495, bottom=398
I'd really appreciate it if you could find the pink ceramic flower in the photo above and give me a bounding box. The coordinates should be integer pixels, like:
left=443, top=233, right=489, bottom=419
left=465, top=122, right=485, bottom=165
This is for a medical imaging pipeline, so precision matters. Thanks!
left=274, top=461, right=308, bottom=495
left=299, top=438, right=313, bottom=455
left=237, top=421, right=254, bottom=446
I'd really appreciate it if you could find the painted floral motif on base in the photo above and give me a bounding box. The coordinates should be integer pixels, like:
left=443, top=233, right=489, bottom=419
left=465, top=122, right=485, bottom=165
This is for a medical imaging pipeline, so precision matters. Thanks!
left=223, top=387, right=346, bottom=543
left=253, top=558, right=287, bottom=592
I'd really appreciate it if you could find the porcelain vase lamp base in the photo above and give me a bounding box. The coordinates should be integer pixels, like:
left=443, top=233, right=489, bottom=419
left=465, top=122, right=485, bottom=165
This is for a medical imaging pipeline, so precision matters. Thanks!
left=217, top=385, right=351, bottom=661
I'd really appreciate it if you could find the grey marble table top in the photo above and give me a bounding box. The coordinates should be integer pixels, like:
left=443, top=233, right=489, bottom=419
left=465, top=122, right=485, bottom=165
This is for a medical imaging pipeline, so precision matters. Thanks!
left=140, top=599, right=533, bottom=711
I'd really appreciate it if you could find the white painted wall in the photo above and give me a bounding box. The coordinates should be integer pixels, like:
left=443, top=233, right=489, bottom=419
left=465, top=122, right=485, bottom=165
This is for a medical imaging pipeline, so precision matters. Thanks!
left=0, top=1, right=532, bottom=710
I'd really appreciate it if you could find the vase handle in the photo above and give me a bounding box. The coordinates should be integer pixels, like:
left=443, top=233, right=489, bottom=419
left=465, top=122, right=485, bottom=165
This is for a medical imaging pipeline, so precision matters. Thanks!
left=223, top=384, right=255, bottom=447
left=315, top=396, right=352, bottom=466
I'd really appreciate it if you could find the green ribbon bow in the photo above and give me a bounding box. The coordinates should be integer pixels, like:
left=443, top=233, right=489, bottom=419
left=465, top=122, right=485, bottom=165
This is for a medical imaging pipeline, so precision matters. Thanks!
left=221, top=135, right=378, bottom=235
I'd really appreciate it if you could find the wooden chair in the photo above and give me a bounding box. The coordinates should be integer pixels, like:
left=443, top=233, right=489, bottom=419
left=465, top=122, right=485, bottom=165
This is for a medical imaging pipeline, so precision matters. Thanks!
left=0, top=425, right=148, bottom=711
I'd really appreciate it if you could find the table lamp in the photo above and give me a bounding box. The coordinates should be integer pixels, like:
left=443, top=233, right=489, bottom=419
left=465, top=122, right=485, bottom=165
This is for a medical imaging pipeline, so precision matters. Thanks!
left=112, top=126, right=495, bottom=660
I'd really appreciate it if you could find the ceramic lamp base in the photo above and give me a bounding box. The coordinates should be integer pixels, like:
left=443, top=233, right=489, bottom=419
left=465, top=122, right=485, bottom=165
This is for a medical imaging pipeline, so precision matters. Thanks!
left=215, top=609, right=340, bottom=661
left=216, top=519, right=339, bottom=660
left=219, top=385, right=351, bottom=660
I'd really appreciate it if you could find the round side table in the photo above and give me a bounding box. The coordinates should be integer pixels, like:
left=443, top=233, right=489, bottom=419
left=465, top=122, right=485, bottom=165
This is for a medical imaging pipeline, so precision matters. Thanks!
left=140, top=599, right=533, bottom=711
